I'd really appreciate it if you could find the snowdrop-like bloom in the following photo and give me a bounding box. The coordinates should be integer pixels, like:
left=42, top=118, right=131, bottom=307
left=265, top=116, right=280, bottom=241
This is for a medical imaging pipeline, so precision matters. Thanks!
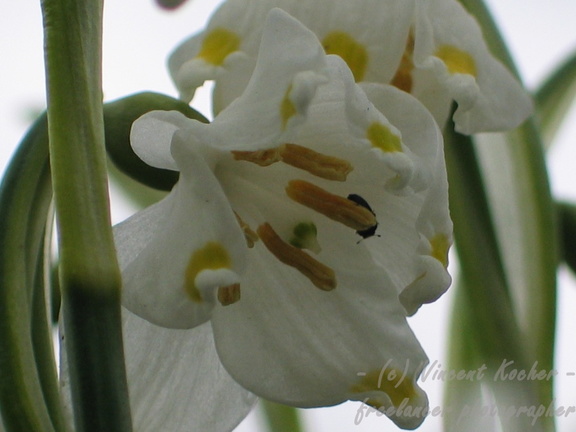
left=169, top=0, right=531, bottom=134
left=114, top=10, right=452, bottom=431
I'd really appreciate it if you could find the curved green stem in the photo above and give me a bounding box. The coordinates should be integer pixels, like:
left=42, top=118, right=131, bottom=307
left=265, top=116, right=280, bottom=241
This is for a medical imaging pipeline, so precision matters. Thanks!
left=0, top=115, right=59, bottom=432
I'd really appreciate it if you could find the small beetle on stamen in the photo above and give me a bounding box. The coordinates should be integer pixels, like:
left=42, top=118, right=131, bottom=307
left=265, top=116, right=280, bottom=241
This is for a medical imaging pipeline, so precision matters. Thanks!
left=347, top=194, right=380, bottom=240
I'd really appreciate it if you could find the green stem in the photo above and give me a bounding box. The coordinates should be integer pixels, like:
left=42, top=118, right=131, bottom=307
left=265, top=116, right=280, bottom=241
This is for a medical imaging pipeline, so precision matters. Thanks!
left=260, top=401, right=304, bottom=432
left=41, top=0, right=132, bottom=430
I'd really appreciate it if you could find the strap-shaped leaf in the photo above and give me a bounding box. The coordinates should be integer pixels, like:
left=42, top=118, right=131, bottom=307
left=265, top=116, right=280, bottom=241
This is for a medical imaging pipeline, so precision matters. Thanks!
left=444, top=124, right=547, bottom=431
left=455, top=0, right=557, bottom=419
left=535, top=50, right=576, bottom=147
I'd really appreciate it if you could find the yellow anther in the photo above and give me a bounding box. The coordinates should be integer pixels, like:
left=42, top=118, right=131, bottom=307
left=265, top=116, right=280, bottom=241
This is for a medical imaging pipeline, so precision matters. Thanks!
left=197, top=28, right=240, bottom=66
left=429, top=233, right=450, bottom=268
left=184, top=242, right=232, bottom=302
left=257, top=223, right=336, bottom=291
left=280, top=85, right=297, bottom=129
left=435, top=45, right=477, bottom=76
left=366, top=122, right=403, bottom=153
left=232, top=144, right=353, bottom=181
left=391, top=33, right=415, bottom=93
left=322, top=31, right=368, bottom=82
left=351, top=368, right=418, bottom=409
left=217, top=283, right=241, bottom=306
left=280, top=143, right=353, bottom=181
left=232, top=148, right=282, bottom=166
left=234, top=212, right=259, bottom=248
left=285, top=180, right=376, bottom=231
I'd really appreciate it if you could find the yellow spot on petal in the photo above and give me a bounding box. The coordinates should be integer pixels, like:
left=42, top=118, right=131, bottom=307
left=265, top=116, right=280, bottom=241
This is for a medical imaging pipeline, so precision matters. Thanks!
left=198, top=28, right=240, bottom=66
left=367, top=122, right=402, bottom=153
left=322, top=31, right=368, bottom=82
left=435, top=45, right=477, bottom=76
left=430, top=233, right=450, bottom=268
left=351, top=368, right=418, bottom=409
left=280, top=85, right=297, bottom=130
left=184, top=242, right=232, bottom=302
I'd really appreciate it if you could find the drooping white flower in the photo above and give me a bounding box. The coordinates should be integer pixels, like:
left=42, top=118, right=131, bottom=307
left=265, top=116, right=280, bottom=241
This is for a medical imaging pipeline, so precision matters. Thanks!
left=169, top=0, right=531, bottom=133
left=113, top=10, right=452, bottom=431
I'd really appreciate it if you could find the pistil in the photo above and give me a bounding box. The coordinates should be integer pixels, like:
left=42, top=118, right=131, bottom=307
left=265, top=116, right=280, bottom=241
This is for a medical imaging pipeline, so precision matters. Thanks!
left=257, top=223, right=336, bottom=291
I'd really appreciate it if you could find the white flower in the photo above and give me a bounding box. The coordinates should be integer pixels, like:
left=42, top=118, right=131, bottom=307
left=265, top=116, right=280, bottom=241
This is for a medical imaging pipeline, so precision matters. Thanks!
left=169, top=0, right=531, bottom=133
left=112, top=10, right=452, bottom=431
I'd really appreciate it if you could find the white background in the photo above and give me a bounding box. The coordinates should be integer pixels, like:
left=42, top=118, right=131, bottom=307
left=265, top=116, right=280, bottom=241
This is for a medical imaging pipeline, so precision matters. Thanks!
left=1, top=0, right=575, bottom=431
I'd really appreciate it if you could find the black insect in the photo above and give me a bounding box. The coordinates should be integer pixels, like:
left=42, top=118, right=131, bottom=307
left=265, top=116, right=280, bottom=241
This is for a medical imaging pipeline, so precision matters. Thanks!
left=347, top=193, right=380, bottom=240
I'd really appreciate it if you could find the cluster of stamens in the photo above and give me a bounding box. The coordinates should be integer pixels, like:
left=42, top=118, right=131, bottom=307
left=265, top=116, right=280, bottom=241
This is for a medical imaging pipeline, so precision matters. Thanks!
left=225, top=143, right=379, bottom=302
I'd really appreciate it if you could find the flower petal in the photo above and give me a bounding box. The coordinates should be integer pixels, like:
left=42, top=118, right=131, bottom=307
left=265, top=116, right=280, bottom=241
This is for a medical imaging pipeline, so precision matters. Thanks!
left=359, top=83, right=452, bottom=312
left=130, top=110, right=190, bottom=170
left=60, top=311, right=257, bottom=432
left=116, top=132, right=248, bottom=329
left=211, top=245, right=429, bottom=429
left=412, top=0, right=533, bottom=133
left=169, top=0, right=415, bottom=109
left=123, top=312, right=256, bottom=432
left=202, top=9, right=329, bottom=151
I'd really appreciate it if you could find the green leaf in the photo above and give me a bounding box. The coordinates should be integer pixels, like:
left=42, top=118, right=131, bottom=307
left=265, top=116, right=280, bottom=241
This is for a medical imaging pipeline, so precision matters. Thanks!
left=457, top=0, right=557, bottom=416
left=444, top=124, right=547, bottom=431
left=534, top=50, right=576, bottom=148
left=41, top=0, right=132, bottom=429
left=0, top=115, right=60, bottom=432
left=558, top=202, right=576, bottom=275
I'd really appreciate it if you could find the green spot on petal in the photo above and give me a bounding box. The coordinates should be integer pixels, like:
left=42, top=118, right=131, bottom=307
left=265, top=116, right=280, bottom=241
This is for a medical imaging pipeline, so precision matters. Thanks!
left=367, top=122, right=402, bottom=153
left=322, top=31, right=368, bottom=82
left=184, top=242, right=232, bottom=302
left=198, top=28, right=240, bottom=66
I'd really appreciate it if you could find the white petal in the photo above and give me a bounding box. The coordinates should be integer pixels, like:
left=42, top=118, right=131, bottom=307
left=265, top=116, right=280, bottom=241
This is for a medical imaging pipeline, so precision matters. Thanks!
left=211, top=245, right=429, bottom=429
left=206, top=9, right=329, bottom=151
left=361, top=83, right=452, bottom=311
left=169, top=0, right=416, bottom=108
left=130, top=110, right=190, bottom=170
left=413, top=0, right=533, bottom=133
left=116, top=133, right=247, bottom=329
left=123, top=312, right=256, bottom=432
left=60, top=311, right=257, bottom=432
